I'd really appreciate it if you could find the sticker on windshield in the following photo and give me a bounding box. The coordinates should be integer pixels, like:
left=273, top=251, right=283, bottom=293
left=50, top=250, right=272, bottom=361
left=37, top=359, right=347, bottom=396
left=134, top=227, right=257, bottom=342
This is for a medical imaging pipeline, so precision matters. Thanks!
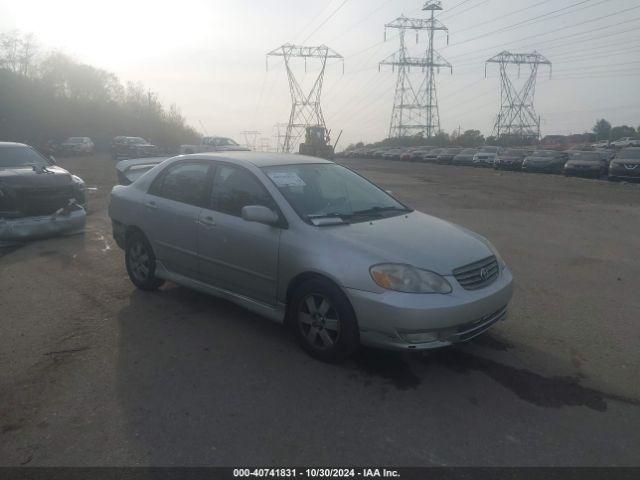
left=268, top=172, right=306, bottom=188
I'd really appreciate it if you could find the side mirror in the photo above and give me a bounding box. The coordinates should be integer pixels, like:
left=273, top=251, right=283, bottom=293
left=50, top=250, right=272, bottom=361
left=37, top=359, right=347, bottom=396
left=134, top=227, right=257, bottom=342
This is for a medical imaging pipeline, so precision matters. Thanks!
left=48, top=155, right=56, bottom=165
left=241, top=205, right=279, bottom=226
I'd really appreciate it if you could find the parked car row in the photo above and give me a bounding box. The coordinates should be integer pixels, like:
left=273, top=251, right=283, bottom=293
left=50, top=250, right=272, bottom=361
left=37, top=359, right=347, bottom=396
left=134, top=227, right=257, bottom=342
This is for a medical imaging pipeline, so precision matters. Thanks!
left=341, top=146, right=640, bottom=182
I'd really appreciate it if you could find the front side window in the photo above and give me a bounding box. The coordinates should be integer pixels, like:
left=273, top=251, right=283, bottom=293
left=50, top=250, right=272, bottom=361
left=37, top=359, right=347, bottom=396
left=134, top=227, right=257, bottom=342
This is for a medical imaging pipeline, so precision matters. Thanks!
left=262, top=163, right=410, bottom=224
left=210, top=164, right=275, bottom=217
left=153, top=162, right=210, bottom=206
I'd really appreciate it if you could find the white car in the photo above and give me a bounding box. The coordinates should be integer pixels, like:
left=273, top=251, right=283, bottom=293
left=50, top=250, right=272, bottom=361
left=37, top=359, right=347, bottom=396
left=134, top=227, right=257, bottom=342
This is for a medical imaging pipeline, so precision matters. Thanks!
left=611, top=137, right=640, bottom=148
left=108, top=152, right=514, bottom=362
left=60, top=137, right=95, bottom=156
left=473, top=152, right=497, bottom=168
left=179, top=136, right=248, bottom=155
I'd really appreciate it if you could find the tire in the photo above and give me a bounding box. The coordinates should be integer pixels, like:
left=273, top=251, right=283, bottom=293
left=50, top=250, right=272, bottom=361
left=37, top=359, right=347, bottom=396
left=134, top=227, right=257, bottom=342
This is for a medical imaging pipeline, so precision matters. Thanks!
left=289, top=278, right=359, bottom=363
left=125, top=231, right=164, bottom=291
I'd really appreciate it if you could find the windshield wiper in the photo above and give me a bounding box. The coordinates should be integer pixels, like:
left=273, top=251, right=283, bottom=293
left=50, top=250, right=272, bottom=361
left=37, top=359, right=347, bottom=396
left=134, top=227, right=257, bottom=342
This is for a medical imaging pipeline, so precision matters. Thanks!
left=307, top=212, right=353, bottom=226
left=352, top=206, right=411, bottom=217
left=307, top=212, right=353, bottom=220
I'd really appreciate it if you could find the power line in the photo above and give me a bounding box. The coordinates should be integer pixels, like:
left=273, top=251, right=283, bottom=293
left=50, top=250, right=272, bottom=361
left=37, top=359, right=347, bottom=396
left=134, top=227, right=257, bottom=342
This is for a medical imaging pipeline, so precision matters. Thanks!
left=293, top=0, right=338, bottom=43
left=454, top=0, right=555, bottom=35
left=447, top=6, right=640, bottom=63
left=327, top=0, right=394, bottom=43
left=302, top=0, right=351, bottom=44
left=445, top=0, right=608, bottom=49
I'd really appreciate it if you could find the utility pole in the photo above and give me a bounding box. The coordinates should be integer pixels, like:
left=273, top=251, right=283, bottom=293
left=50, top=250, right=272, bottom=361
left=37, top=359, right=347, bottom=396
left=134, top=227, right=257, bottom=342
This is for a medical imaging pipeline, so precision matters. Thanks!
left=267, top=44, right=343, bottom=153
left=486, top=51, right=552, bottom=142
left=380, top=1, right=451, bottom=139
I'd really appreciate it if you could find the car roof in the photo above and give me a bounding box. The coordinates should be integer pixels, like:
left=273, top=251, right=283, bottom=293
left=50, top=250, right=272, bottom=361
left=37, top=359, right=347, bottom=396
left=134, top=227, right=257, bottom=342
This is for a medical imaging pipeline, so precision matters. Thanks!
left=0, top=142, right=29, bottom=148
left=188, top=151, right=333, bottom=167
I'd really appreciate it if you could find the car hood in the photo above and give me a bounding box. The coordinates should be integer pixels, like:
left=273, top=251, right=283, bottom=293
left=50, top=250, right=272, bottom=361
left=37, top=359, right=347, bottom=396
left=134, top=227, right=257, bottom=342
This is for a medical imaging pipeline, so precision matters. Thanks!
left=612, top=159, right=640, bottom=166
left=321, top=211, right=493, bottom=275
left=0, top=165, right=73, bottom=188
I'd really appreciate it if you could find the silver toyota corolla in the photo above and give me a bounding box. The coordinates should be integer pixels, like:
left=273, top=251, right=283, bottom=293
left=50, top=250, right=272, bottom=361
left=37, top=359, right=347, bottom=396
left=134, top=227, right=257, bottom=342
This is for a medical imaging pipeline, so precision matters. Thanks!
left=108, top=152, right=514, bottom=362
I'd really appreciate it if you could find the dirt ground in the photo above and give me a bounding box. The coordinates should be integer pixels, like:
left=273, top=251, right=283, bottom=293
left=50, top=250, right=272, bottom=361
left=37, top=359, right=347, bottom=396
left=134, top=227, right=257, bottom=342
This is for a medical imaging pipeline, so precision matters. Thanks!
left=0, top=153, right=639, bottom=466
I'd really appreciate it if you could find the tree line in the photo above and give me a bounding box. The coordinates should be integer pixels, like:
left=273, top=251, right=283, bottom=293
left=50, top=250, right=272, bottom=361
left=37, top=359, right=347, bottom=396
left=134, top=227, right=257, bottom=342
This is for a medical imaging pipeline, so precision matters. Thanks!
left=346, top=120, right=639, bottom=152
left=0, top=31, right=200, bottom=152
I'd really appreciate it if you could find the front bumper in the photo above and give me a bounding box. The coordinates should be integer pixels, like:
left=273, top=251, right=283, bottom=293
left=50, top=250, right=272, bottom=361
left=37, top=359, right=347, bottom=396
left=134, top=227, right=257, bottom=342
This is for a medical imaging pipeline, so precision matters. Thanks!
left=346, top=267, right=514, bottom=350
left=523, top=163, right=561, bottom=173
left=609, top=165, right=640, bottom=180
left=564, top=166, right=601, bottom=177
left=495, top=161, right=522, bottom=170
left=0, top=204, right=86, bottom=245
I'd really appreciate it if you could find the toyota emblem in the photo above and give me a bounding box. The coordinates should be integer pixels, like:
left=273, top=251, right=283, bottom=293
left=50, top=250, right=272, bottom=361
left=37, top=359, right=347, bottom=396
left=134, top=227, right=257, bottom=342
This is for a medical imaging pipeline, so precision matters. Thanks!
left=480, top=267, right=490, bottom=281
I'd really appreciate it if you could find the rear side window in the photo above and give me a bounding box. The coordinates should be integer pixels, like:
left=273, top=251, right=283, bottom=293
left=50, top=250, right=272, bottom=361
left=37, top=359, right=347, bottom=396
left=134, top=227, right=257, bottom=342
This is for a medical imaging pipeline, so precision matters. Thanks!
left=152, top=162, right=210, bottom=206
left=210, top=164, right=275, bottom=217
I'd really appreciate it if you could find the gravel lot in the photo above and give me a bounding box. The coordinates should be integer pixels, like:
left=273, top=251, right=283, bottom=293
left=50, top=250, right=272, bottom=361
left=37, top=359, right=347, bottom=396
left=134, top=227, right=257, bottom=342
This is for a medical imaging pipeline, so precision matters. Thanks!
left=1, top=153, right=639, bottom=466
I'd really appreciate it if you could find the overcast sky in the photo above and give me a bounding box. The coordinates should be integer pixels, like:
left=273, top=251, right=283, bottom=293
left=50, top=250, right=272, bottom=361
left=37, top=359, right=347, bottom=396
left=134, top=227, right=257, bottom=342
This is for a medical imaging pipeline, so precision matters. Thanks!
left=1, top=0, right=639, bottom=148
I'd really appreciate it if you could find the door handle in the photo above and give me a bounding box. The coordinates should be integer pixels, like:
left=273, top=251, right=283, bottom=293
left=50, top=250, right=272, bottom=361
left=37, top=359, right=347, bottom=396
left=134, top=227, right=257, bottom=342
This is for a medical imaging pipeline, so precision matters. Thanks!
left=198, top=215, right=216, bottom=227
left=145, top=201, right=158, bottom=210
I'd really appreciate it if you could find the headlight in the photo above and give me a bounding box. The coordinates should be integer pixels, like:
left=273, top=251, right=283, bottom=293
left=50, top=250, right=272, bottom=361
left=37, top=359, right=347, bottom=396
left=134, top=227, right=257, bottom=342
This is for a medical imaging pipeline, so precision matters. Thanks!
left=370, top=264, right=452, bottom=294
left=71, top=175, right=86, bottom=190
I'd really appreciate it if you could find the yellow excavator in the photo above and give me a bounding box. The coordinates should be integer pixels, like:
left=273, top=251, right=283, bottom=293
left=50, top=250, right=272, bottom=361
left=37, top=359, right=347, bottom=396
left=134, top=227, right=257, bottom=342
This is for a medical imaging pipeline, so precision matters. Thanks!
left=299, top=126, right=341, bottom=160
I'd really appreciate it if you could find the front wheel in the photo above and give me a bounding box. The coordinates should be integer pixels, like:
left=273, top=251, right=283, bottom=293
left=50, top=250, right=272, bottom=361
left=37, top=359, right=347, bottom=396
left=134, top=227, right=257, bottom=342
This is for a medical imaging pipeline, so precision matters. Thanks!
left=290, top=279, right=359, bottom=363
left=125, top=232, right=164, bottom=291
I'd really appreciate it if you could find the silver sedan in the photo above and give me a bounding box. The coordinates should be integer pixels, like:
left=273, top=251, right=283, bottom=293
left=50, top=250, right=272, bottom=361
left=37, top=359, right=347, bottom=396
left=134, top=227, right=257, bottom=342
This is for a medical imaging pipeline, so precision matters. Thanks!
left=108, top=152, right=514, bottom=362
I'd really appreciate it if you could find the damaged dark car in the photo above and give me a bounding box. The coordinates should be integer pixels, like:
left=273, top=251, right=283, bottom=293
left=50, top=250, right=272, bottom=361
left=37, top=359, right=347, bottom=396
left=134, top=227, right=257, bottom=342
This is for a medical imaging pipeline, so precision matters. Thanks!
left=0, top=142, right=87, bottom=244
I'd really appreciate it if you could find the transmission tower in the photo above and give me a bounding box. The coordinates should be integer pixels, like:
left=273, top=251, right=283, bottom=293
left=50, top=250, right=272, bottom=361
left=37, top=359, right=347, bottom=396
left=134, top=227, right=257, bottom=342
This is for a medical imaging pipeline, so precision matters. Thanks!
left=267, top=44, right=343, bottom=153
left=380, top=1, right=451, bottom=139
left=486, top=51, right=552, bottom=141
left=240, top=130, right=260, bottom=150
left=272, top=123, right=288, bottom=153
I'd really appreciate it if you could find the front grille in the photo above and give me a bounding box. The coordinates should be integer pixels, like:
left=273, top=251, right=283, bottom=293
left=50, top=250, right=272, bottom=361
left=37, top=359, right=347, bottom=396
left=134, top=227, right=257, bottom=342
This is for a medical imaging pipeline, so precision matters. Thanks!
left=453, top=255, right=499, bottom=290
left=17, top=186, right=76, bottom=216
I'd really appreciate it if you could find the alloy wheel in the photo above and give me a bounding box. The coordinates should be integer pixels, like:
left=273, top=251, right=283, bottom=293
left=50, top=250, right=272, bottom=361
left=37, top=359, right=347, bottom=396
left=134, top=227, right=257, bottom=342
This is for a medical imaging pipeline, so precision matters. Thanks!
left=128, top=241, right=151, bottom=283
left=298, top=294, right=341, bottom=350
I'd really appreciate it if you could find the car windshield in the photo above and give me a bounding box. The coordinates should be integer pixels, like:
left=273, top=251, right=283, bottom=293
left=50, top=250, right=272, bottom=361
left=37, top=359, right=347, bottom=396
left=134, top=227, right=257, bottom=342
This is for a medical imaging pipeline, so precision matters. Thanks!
left=504, top=149, right=524, bottom=156
left=0, top=146, right=49, bottom=168
left=127, top=137, right=147, bottom=145
left=67, top=137, right=84, bottom=143
left=262, top=163, right=411, bottom=225
left=618, top=149, right=640, bottom=159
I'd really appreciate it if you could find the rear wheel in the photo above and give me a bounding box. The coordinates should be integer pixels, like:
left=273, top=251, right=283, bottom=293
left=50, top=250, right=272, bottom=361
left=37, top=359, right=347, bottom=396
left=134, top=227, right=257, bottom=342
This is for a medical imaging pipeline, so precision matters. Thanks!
left=125, top=231, right=164, bottom=291
left=290, top=279, right=359, bottom=363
